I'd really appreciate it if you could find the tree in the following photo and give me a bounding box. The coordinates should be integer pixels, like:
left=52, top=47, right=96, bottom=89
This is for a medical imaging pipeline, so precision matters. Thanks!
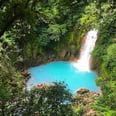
left=92, top=1, right=116, bottom=114
left=5, top=82, right=74, bottom=116
left=0, top=34, right=24, bottom=116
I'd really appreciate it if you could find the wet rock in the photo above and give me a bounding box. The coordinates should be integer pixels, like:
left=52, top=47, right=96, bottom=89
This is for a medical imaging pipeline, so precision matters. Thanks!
left=21, top=70, right=30, bottom=77
left=70, top=45, right=76, bottom=54
left=77, top=88, right=90, bottom=94
left=73, top=88, right=101, bottom=116
left=86, top=109, right=98, bottom=116
left=59, top=49, right=67, bottom=58
left=36, top=83, right=48, bottom=89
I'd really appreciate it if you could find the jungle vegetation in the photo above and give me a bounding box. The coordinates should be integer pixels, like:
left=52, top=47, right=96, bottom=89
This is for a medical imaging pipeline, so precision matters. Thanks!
left=0, top=0, right=116, bottom=115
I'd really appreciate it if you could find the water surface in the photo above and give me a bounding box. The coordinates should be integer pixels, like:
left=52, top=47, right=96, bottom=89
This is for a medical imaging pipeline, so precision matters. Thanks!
left=27, top=61, right=99, bottom=93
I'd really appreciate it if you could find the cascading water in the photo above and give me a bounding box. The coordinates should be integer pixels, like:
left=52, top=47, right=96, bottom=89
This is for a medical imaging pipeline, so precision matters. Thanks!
left=27, top=29, right=99, bottom=93
left=73, top=29, right=98, bottom=72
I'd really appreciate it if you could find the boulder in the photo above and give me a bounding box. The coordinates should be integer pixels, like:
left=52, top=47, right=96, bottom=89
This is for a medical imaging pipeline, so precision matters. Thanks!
left=59, top=49, right=67, bottom=58
left=21, top=70, right=31, bottom=77
left=77, top=88, right=90, bottom=94
left=70, top=45, right=76, bottom=54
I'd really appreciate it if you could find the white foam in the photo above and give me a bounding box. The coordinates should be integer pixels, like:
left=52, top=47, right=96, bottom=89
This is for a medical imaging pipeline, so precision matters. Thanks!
left=73, top=29, right=98, bottom=72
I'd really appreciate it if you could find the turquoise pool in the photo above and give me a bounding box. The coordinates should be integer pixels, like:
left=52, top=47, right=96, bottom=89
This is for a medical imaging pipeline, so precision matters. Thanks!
left=27, top=61, right=99, bottom=93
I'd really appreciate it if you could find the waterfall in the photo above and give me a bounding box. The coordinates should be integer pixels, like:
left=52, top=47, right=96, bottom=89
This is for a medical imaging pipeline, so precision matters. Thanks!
left=73, top=29, right=98, bottom=71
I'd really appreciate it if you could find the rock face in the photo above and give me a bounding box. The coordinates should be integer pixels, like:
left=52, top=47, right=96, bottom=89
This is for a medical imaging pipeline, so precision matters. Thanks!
left=73, top=88, right=100, bottom=116
left=23, top=45, right=78, bottom=68
left=59, top=49, right=67, bottom=58
left=21, top=70, right=31, bottom=77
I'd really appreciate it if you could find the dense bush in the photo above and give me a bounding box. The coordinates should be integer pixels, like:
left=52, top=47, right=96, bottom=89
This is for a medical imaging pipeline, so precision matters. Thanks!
left=0, top=0, right=116, bottom=115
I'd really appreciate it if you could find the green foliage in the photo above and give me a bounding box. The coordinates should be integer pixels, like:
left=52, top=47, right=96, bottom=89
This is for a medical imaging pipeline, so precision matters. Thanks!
left=0, top=0, right=92, bottom=61
left=79, top=2, right=99, bottom=31
left=92, top=0, right=116, bottom=70
left=48, top=24, right=67, bottom=41
left=0, top=35, right=24, bottom=116
left=3, top=82, right=74, bottom=116
left=0, top=0, right=116, bottom=115
left=73, top=105, right=84, bottom=116
left=102, top=44, right=116, bottom=78
left=92, top=1, right=116, bottom=114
